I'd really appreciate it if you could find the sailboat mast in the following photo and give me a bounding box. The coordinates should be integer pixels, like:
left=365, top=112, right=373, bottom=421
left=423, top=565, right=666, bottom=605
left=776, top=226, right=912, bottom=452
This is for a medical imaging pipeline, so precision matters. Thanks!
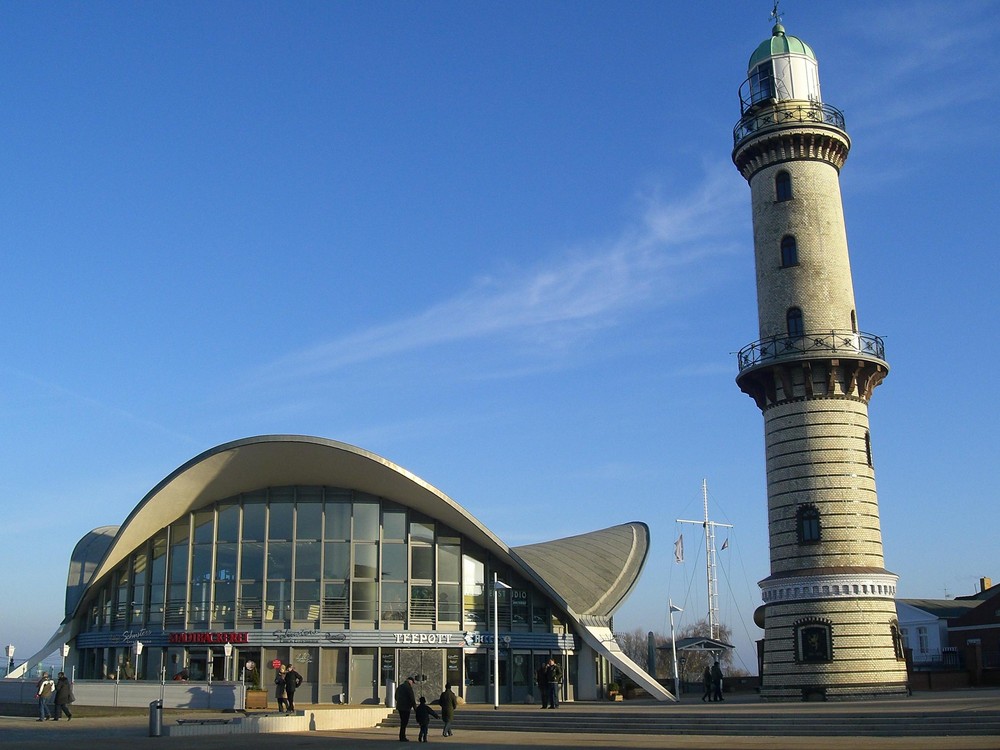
left=678, top=480, right=733, bottom=642
left=703, top=480, right=716, bottom=639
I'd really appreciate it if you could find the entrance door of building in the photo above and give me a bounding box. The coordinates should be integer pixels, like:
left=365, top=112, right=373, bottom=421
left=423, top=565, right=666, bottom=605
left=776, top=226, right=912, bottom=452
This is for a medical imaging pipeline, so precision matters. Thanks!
left=350, top=650, right=379, bottom=704
left=398, top=649, right=444, bottom=704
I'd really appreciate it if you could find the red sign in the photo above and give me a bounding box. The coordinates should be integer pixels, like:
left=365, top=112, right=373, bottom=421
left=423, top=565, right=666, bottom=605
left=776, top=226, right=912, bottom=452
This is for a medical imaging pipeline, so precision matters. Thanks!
left=271, top=659, right=282, bottom=669
left=167, top=631, right=250, bottom=645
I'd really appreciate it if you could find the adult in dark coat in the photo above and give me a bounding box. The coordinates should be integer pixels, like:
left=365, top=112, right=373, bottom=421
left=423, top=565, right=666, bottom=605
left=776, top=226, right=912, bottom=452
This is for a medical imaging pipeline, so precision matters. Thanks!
left=711, top=661, right=724, bottom=702
left=701, top=665, right=713, bottom=702
left=545, top=658, right=562, bottom=709
left=283, top=666, right=303, bottom=712
left=438, top=683, right=458, bottom=737
left=53, top=672, right=73, bottom=721
left=394, top=676, right=417, bottom=741
left=274, top=665, right=288, bottom=713
left=535, top=662, right=549, bottom=708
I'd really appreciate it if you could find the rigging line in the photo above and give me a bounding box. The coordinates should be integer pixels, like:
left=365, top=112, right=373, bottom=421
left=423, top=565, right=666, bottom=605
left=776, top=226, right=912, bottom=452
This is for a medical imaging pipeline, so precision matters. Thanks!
left=717, top=552, right=757, bottom=673
left=675, top=531, right=707, bottom=633
left=731, top=532, right=760, bottom=611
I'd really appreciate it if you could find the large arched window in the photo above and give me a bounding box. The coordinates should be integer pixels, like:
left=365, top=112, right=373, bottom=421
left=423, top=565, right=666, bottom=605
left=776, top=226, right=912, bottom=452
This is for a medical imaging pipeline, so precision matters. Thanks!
left=797, top=504, right=821, bottom=544
left=787, top=307, right=804, bottom=338
left=780, top=235, right=799, bottom=267
left=775, top=170, right=793, bottom=201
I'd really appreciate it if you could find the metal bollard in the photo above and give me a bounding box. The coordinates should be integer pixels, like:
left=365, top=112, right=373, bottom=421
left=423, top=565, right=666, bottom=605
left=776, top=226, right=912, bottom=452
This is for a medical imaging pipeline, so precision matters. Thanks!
left=149, top=699, right=163, bottom=737
left=386, top=679, right=396, bottom=708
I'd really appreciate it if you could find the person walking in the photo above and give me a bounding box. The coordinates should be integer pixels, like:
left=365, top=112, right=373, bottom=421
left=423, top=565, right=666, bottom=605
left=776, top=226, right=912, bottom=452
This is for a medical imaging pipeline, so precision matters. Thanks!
left=53, top=672, right=73, bottom=721
left=35, top=672, right=55, bottom=721
left=545, top=658, right=562, bottom=709
left=701, top=665, right=713, bottom=702
left=535, top=660, right=549, bottom=708
left=283, top=664, right=303, bottom=713
left=394, top=676, right=417, bottom=741
left=415, top=696, right=439, bottom=742
left=711, top=660, right=724, bottom=702
left=274, top=664, right=288, bottom=713
left=438, top=683, right=458, bottom=737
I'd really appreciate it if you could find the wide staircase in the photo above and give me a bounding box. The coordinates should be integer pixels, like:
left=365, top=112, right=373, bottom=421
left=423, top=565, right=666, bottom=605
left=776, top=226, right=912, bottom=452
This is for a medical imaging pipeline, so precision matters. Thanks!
left=379, top=703, right=1000, bottom=738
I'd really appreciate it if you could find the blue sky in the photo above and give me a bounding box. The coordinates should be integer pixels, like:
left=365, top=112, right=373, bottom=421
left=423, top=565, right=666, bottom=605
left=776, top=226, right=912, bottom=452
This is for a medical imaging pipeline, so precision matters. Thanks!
left=2, top=1, right=998, bottom=675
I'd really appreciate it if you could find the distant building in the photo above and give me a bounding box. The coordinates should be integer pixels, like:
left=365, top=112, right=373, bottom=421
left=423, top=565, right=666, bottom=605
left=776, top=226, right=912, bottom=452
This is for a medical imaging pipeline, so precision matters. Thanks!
left=898, top=578, right=1000, bottom=669
left=12, top=435, right=671, bottom=704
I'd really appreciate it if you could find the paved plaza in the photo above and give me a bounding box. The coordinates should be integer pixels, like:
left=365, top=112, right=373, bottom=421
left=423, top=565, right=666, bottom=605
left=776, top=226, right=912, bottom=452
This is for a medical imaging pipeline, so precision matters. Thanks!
left=2, top=690, right=1000, bottom=750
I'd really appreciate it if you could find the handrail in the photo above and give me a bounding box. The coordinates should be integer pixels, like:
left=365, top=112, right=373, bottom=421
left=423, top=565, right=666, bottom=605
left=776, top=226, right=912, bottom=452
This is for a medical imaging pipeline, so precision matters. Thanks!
left=737, top=330, right=885, bottom=372
left=734, top=101, right=846, bottom=146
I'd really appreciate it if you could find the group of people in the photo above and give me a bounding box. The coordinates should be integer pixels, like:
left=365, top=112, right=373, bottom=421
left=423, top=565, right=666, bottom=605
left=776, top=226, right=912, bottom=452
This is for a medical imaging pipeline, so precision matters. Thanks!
left=393, top=676, right=459, bottom=742
left=34, top=671, right=73, bottom=721
left=273, top=663, right=303, bottom=713
left=702, top=661, right=725, bottom=702
left=535, top=658, right=563, bottom=709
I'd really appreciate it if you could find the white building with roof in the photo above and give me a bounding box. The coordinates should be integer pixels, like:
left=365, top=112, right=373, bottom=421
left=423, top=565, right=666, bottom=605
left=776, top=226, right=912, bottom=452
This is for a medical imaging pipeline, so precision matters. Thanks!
left=10, top=435, right=672, bottom=705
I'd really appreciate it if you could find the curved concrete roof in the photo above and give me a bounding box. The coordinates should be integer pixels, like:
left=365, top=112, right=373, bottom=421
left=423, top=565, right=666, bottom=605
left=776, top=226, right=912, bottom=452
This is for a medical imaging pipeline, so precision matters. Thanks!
left=65, top=525, right=119, bottom=618
left=512, top=522, right=649, bottom=620
left=74, top=436, right=643, bottom=628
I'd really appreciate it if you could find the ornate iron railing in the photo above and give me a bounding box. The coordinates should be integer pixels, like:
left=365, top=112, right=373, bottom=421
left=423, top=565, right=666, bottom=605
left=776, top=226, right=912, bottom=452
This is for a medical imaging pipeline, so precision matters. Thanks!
left=733, top=101, right=846, bottom=146
left=737, top=330, right=885, bottom=372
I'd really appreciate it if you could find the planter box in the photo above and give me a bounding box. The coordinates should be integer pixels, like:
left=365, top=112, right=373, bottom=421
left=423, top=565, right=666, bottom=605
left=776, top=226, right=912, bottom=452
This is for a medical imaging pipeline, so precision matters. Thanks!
left=245, top=691, right=268, bottom=710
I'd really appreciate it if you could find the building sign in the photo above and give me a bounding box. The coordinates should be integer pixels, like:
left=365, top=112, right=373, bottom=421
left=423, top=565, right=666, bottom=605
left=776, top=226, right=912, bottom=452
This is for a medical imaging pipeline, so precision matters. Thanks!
left=76, top=628, right=576, bottom=652
left=462, top=632, right=511, bottom=648
left=394, top=632, right=458, bottom=645
left=119, top=628, right=153, bottom=644
left=167, top=632, right=250, bottom=645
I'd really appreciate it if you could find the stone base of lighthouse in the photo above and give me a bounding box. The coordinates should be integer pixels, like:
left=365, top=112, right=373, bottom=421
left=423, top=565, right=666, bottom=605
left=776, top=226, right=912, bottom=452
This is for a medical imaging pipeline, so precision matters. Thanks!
left=759, top=575, right=909, bottom=700
left=739, top=355, right=909, bottom=700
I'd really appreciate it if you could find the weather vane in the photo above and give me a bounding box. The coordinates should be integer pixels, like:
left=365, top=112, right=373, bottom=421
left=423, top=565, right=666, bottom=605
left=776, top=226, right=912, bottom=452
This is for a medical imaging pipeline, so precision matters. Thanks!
left=770, top=1, right=783, bottom=26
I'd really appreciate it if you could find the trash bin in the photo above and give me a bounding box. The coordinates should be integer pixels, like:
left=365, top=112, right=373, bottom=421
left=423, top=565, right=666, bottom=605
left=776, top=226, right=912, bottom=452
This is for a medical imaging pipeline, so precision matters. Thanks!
left=386, top=680, right=396, bottom=708
left=149, top=699, right=163, bottom=737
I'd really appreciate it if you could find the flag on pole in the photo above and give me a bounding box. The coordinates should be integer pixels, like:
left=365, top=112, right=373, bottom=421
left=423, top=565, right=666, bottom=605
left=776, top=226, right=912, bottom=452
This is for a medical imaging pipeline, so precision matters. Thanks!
left=674, top=534, right=684, bottom=563
left=720, top=537, right=729, bottom=551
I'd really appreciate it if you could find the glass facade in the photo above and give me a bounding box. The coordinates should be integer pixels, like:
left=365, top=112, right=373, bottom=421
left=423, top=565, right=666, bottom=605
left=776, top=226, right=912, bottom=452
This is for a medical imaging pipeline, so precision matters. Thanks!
left=75, top=485, right=576, bottom=702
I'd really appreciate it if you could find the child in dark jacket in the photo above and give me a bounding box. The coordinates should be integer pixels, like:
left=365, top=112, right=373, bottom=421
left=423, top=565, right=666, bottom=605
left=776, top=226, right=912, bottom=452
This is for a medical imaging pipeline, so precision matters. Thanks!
left=414, top=696, right=440, bottom=742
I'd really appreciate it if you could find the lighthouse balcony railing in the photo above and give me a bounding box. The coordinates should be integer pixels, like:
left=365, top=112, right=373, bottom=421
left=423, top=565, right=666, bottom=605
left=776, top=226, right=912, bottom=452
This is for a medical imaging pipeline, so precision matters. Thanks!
left=733, top=101, right=846, bottom=146
left=737, top=330, right=885, bottom=372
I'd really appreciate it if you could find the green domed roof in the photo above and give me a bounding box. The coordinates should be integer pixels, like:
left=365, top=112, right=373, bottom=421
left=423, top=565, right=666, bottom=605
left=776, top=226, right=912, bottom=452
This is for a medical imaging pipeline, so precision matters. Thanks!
left=749, top=23, right=815, bottom=69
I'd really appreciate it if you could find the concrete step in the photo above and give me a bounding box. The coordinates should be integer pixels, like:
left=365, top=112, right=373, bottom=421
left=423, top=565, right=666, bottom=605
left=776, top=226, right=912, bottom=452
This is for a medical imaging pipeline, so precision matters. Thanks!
left=380, top=708, right=1000, bottom=737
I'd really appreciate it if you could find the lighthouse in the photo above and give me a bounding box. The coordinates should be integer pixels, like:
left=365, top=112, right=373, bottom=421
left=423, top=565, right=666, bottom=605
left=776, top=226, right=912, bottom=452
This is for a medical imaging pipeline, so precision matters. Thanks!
left=732, top=17, right=909, bottom=700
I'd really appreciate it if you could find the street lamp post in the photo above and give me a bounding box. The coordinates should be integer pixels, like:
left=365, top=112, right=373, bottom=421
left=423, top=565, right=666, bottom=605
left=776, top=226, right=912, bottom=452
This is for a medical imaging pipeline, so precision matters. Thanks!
left=669, top=600, right=683, bottom=700
left=492, top=575, right=512, bottom=710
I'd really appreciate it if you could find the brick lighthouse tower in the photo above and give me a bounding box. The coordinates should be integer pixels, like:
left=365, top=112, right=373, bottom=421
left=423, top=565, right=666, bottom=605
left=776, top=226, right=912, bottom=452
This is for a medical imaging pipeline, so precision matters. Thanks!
left=732, top=15, right=909, bottom=700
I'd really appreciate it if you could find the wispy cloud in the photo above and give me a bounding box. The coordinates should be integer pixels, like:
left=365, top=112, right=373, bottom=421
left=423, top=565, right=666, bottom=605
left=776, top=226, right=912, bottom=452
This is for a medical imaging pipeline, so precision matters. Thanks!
left=250, top=164, right=745, bottom=386
left=838, top=3, right=999, bottom=134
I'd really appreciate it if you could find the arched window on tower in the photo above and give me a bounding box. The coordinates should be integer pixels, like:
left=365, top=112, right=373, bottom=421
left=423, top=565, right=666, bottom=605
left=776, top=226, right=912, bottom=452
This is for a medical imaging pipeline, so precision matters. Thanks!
left=775, top=170, right=792, bottom=201
left=865, top=431, right=873, bottom=468
left=787, top=307, right=804, bottom=338
left=780, top=235, right=799, bottom=267
left=797, top=505, right=821, bottom=544
left=794, top=619, right=833, bottom=663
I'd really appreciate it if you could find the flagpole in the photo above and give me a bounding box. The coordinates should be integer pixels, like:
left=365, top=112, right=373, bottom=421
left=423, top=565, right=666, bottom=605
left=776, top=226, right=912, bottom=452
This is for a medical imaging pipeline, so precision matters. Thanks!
left=493, top=573, right=499, bottom=710
left=669, top=600, right=683, bottom=700
left=492, top=575, right=512, bottom=710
